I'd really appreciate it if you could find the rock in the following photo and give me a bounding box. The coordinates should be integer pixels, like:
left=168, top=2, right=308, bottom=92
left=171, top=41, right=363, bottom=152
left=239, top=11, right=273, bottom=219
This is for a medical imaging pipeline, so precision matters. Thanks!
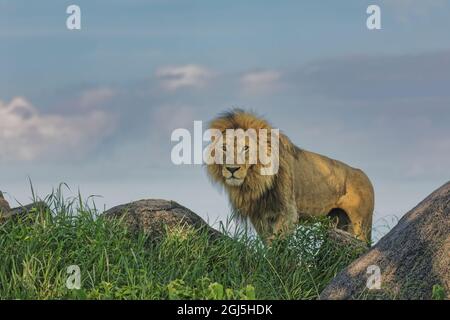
left=0, top=203, right=48, bottom=223
left=326, top=228, right=368, bottom=252
left=9, top=202, right=49, bottom=218
left=0, top=191, right=11, bottom=214
left=0, top=191, right=49, bottom=222
left=103, top=199, right=224, bottom=241
left=320, top=181, right=450, bottom=300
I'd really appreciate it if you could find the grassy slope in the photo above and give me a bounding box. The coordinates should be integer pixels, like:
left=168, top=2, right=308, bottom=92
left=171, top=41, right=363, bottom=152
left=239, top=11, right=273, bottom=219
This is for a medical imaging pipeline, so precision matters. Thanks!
left=0, top=192, right=365, bottom=300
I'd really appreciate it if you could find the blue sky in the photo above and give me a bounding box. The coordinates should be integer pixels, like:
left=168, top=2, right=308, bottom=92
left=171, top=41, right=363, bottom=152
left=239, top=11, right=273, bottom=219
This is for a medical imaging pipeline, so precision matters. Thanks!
left=1, top=0, right=450, bottom=239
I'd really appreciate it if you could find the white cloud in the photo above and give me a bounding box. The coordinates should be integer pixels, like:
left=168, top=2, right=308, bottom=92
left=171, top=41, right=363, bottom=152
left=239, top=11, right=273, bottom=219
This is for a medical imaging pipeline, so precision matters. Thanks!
left=156, top=64, right=213, bottom=91
left=240, top=70, right=282, bottom=95
left=0, top=97, right=115, bottom=162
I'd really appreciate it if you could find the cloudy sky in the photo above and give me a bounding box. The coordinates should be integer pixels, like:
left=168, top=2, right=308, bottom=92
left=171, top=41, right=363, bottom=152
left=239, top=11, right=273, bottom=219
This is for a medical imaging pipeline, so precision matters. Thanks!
left=1, top=0, right=449, bottom=239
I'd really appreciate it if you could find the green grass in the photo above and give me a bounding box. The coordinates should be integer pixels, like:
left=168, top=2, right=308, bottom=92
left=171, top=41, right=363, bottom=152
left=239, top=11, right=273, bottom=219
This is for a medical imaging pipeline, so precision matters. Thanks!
left=0, top=189, right=365, bottom=300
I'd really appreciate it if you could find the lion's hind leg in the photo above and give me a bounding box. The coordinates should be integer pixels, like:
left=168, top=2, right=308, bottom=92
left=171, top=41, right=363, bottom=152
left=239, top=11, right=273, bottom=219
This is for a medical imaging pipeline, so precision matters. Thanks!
left=327, top=208, right=353, bottom=233
left=335, top=190, right=372, bottom=242
left=338, top=202, right=372, bottom=242
left=336, top=169, right=374, bottom=242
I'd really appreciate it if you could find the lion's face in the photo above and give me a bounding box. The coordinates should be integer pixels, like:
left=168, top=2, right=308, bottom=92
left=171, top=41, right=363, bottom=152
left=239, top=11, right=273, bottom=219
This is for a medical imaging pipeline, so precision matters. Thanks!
left=206, top=110, right=277, bottom=193
left=209, top=136, right=272, bottom=189
left=220, top=139, right=252, bottom=187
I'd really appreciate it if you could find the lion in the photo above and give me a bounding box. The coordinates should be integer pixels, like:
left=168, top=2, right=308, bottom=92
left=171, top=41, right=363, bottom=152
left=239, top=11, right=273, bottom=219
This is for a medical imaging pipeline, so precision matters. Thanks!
left=206, top=109, right=374, bottom=243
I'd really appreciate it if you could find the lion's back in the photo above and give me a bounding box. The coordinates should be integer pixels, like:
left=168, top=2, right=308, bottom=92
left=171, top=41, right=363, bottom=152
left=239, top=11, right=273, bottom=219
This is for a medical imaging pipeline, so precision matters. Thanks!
left=292, top=149, right=365, bottom=215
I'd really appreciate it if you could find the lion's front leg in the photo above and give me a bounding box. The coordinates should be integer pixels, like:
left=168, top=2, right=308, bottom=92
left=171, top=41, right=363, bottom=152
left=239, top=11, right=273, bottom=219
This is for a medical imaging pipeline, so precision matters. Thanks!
left=252, top=205, right=298, bottom=244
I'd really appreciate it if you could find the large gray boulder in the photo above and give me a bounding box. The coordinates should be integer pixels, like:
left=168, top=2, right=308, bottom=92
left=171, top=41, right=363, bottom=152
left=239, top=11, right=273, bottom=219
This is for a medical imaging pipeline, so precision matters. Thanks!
left=103, top=199, right=224, bottom=241
left=0, top=191, right=48, bottom=222
left=320, top=181, right=450, bottom=300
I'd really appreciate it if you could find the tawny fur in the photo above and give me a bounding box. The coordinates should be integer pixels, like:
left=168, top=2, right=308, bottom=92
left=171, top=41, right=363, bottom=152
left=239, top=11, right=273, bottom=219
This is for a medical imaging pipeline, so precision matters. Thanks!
left=206, top=109, right=374, bottom=242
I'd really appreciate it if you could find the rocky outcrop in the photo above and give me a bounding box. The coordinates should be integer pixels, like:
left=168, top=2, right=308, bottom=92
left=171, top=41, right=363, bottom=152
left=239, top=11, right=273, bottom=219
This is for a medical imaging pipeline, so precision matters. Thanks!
left=0, top=191, right=48, bottom=222
left=9, top=185, right=447, bottom=300
left=103, top=199, right=224, bottom=241
left=102, top=199, right=368, bottom=247
left=2, top=191, right=362, bottom=248
left=320, top=181, right=450, bottom=300
left=326, top=228, right=368, bottom=252
left=0, top=191, right=11, bottom=214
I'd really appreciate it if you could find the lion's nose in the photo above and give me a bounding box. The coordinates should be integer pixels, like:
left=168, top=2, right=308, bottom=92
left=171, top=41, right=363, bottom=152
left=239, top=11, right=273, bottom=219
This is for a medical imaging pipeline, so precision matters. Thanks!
left=226, top=167, right=240, bottom=174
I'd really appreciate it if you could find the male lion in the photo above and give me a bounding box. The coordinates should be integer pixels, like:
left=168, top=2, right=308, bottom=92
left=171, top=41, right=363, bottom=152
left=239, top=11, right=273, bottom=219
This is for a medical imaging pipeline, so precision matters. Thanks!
left=206, top=109, right=374, bottom=242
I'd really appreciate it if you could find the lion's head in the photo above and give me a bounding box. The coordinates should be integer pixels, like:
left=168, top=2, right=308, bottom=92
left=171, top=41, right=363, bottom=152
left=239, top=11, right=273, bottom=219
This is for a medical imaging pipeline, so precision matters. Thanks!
left=206, top=109, right=284, bottom=199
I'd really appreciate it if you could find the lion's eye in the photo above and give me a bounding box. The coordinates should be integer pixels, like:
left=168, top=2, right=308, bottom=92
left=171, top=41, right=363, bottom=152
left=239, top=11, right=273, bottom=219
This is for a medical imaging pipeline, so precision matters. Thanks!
left=243, top=146, right=249, bottom=152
